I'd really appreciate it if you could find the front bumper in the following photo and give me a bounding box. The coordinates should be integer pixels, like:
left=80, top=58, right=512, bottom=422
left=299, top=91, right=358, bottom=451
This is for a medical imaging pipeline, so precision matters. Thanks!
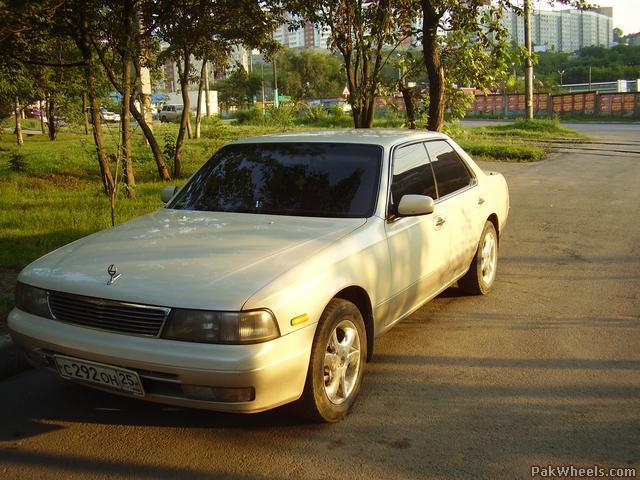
left=8, top=308, right=316, bottom=413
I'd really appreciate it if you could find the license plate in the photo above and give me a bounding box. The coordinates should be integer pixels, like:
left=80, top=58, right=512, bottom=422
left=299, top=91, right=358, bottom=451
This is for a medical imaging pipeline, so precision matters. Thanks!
left=54, top=355, right=145, bottom=397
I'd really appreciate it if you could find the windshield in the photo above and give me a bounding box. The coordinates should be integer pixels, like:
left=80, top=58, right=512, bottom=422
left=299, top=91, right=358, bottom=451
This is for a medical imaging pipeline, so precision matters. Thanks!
left=168, top=142, right=382, bottom=218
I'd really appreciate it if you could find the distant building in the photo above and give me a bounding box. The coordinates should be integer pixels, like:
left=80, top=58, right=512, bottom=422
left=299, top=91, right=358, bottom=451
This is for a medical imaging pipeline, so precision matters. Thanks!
left=501, top=7, right=613, bottom=53
left=272, top=13, right=331, bottom=49
left=628, top=32, right=640, bottom=46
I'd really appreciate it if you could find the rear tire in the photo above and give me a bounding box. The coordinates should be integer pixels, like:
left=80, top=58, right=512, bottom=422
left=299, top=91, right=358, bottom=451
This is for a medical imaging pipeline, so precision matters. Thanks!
left=458, top=221, right=498, bottom=295
left=296, top=299, right=367, bottom=423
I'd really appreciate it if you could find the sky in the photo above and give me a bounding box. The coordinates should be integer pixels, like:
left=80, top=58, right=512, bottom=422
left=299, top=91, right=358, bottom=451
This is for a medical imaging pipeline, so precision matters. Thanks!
left=536, top=0, right=640, bottom=34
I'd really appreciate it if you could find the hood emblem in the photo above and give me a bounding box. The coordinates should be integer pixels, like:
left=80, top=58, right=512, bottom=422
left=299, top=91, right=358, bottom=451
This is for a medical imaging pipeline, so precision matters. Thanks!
left=107, top=264, right=122, bottom=285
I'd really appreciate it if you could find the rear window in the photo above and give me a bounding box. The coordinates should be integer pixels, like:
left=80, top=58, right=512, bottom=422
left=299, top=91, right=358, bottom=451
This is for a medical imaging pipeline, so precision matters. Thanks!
left=169, top=142, right=383, bottom=218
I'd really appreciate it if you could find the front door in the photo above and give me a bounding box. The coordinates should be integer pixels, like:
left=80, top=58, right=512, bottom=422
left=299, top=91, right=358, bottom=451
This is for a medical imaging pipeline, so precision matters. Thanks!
left=384, top=142, right=452, bottom=325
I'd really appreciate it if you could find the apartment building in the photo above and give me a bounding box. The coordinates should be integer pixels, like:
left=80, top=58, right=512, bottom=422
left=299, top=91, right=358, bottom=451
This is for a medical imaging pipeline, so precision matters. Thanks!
left=272, top=14, right=331, bottom=49
left=502, top=7, right=614, bottom=53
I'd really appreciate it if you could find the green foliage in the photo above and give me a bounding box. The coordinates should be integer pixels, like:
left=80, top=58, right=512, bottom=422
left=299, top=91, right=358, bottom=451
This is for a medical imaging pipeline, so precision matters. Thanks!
left=477, top=119, right=586, bottom=139
left=305, top=105, right=329, bottom=121
left=162, top=133, right=176, bottom=161
left=234, top=108, right=265, bottom=124
left=266, top=105, right=298, bottom=126
left=8, top=153, right=27, bottom=172
left=288, top=0, right=420, bottom=127
left=457, top=139, right=545, bottom=162
left=444, top=90, right=475, bottom=122
left=216, top=66, right=262, bottom=109
left=276, top=50, right=346, bottom=100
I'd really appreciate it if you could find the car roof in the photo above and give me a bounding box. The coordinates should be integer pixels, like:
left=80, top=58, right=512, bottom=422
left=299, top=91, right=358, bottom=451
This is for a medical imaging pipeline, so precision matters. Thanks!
left=231, top=129, right=448, bottom=149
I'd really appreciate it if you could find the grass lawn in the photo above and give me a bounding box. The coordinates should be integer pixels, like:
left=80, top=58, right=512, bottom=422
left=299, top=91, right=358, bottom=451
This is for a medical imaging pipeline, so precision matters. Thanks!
left=0, top=118, right=584, bottom=324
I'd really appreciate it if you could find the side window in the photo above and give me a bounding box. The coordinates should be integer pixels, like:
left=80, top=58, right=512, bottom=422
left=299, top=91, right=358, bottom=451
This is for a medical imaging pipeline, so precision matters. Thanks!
left=426, top=141, right=472, bottom=197
left=177, top=106, right=183, bottom=112
left=390, top=143, right=437, bottom=208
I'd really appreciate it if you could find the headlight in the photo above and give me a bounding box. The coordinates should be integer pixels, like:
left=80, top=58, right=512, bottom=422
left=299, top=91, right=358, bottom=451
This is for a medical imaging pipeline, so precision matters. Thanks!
left=15, top=282, right=52, bottom=318
left=162, top=309, right=280, bottom=344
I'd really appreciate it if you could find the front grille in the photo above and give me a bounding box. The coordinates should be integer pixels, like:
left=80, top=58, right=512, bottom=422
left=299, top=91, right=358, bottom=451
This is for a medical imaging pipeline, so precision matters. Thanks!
left=48, top=291, right=170, bottom=336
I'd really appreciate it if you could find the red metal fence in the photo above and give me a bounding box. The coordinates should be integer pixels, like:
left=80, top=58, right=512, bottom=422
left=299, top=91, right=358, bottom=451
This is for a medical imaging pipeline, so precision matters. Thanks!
left=467, top=91, right=640, bottom=117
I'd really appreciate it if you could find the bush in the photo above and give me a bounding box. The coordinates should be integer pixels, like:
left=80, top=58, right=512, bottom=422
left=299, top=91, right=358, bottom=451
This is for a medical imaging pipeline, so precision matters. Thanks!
left=9, top=152, right=28, bottom=171
left=265, top=104, right=297, bottom=126
left=234, top=108, right=264, bottom=124
left=328, top=104, right=346, bottom=118
left=162, top=133, right=176, bottom=161
left=305, top=105, right=328, bottom=122
left=200, top=116, right=225, bottom=139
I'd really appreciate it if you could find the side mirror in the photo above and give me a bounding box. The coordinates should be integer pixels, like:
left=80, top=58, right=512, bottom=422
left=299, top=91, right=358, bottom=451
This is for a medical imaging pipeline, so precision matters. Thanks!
left=161, top=185, right=179, bottom=203
left=397, top=194, right=435, bottom=216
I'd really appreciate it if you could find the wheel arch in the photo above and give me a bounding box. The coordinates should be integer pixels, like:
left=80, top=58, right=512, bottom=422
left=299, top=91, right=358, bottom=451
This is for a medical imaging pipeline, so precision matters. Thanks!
left=333, top=286, right=375, bottom=362
left=487, top=213, right=500, bottom=242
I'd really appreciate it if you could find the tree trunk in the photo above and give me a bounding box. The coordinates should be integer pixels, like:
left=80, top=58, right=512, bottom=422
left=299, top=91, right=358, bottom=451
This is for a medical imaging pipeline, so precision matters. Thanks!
left=400, top=85, right=417, bottom=129
left=204, top=60, right=211, bottom=117
left=14, top=97, right=23, bottom=146
left=174, top=53, right=191, bottom=178
left=186, top=111, right=193, bottom=139
left=135, top=6, right=154, bottom=141
left=75, top=15, right=115, bottom=197
left=130, top=92, right=171, bottom=181
left=47, top=96, right=57, bottom=140
left=39, top=99, right=46, bottom=134
left=421, top=1, right=446, bottom=132
left=121, top=63, right=135, bottom=198
left=82, top=93, right=89, bottom=135
left=195, top=62, right=206, bottom=139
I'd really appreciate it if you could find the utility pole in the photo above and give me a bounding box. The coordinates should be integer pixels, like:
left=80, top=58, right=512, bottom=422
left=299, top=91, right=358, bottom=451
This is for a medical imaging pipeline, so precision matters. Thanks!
left=523, top=0, right=534, bottom=120
left=261, top=62, right=266, bottom=115
left=588, top=65, right=592, bottom=90
left=273, top=56, right=279, bottom=108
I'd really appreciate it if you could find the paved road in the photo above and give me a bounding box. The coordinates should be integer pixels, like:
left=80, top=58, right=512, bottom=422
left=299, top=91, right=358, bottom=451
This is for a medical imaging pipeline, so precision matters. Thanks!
left=1, top=123, right=639, bottom=479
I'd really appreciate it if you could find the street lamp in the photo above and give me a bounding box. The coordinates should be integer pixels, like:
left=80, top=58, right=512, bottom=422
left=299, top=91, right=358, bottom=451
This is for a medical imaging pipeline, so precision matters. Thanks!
left=558, top=69, right=565, bottom=87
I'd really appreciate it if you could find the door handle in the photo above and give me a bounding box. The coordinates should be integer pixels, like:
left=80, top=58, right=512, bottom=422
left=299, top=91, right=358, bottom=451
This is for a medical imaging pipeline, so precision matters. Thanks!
left=435, top=217, right=446, bottom=227
left=477, top=197, right=485, bottom=205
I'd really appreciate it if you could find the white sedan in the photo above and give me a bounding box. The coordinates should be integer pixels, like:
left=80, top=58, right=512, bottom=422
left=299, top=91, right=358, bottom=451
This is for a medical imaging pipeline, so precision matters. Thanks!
left=9, top=130, right=508, bottom=422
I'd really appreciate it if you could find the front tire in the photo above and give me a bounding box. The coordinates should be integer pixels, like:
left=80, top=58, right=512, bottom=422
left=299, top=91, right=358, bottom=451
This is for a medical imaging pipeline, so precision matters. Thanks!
left=458, top=221, right=498, bottom=295
left=297, top=299, right=367, bottom=423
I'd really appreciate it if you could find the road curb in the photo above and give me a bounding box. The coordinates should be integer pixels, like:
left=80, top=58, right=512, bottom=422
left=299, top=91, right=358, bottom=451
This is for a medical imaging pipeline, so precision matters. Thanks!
left=0, top=334, right=31, bottom=380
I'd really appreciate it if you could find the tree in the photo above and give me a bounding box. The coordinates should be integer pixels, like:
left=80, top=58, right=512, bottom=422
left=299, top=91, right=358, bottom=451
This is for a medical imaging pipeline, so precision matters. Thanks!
left=0, top=58, right=34, bottom=146
left=418, top=0, right=591, bottom=131
left=216, top=65, right=261, bottom=109
left=290, top=0, right=419, bottom=128
left=419, top=0, right=511, bottom=131
left=613, top=27, right=624, bottom=44
left=0, top=0, right=118, bottom=195
left=277, top=49, right=345, bottom=100
left=154, top=0, right=280, bottom=177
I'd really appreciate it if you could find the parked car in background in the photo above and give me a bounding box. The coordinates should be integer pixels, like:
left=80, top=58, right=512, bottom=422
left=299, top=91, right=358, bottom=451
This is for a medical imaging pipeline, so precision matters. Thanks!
left=9, top=130, right=509, bottom=422
left=99, top=108, right=120, bottom=123
left=309, top=98, right=351, bottom=112
left=24, top=107, right=47, bottom=122
left=86, top=107, right=121, bottom=123
left=159, top=104, right=184, bottom=122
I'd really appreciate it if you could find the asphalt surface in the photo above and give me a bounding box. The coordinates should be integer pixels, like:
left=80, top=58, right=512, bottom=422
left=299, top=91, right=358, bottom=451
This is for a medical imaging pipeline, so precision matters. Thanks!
left=1, top=123, right=639, bottom=479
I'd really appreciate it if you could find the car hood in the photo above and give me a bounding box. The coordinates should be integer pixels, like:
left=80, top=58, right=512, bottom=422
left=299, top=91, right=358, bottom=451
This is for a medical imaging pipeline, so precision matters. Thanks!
left=19, top=209, right=366, bottom=310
